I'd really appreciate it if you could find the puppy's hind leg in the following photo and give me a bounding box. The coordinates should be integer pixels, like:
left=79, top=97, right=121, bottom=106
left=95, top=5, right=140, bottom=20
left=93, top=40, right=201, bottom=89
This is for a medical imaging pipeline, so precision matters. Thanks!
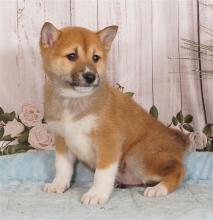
left=44, top=136, right=76, bottom=193
left=144, top=160, right=185, bottom=197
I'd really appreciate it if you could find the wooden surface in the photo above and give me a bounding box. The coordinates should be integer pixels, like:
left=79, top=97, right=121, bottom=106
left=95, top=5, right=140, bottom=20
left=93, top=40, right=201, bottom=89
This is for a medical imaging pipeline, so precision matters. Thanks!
left=0, top=0, right=212, bottom=130
left=199, top=0, right=213, bottom=123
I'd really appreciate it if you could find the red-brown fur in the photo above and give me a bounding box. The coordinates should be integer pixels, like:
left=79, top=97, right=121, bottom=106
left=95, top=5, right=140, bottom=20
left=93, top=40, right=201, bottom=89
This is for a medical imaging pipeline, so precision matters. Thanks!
left=40, top=22, right=189, bottom=199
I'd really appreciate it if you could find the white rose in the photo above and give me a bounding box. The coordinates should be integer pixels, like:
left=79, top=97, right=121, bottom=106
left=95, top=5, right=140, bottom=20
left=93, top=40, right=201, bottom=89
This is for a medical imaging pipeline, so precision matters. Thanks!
left=28, top=124, right=55, bottom=150
left=189, top=131, right=207, bottom=151
left=19, top=104, right=43, bottom=127
left=4, top=119, right=24, bottom=138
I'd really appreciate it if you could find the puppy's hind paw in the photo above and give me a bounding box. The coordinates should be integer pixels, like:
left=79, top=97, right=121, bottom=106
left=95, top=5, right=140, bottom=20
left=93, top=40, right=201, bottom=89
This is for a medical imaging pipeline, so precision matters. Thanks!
left=144, top=183, right=168, bottom=197
left=43, top=182, right=69, bottom=193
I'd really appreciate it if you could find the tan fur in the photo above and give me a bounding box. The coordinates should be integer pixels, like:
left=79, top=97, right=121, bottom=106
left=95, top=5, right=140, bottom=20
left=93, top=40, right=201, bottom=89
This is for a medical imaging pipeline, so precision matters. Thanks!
left=40, top=22, right=189, bottom=200
left=54, top=136, right=68, bottom=154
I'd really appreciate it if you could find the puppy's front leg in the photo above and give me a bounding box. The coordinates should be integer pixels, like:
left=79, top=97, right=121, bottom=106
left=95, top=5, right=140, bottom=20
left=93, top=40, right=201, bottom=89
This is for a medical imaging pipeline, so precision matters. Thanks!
left=44, top=136, right=76, bottom=193
left=81, top=138, right=121, bottom=205
left=81, top=161, right=119, bottom=205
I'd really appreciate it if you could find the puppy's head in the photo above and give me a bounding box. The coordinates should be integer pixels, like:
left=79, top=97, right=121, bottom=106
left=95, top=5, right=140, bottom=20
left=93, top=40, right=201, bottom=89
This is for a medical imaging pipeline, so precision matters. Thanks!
left=40, top=22, right=118, bottom=98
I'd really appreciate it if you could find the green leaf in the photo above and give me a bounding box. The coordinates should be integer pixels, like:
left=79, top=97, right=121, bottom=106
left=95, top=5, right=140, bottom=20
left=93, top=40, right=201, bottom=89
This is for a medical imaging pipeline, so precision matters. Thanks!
left=0, top=114, right=6, bottom=123
left=7, top=145, right=17, bottom=154
left=0, top=113, right=14, bottom=123
left=203, top=124, right=212, bottom=136
left=172, top=116, right=178, bottom=126
left=10, top=111, right=16, bottom=120
left=18, top=131, right=29, bottom=144
left=42, top=118, right=46, bottom=124
left=16, top=149, right=29, bottom=154
left=3, top=147, right=9, bottom=155
left=4, top=144, right=31, bottom=155
left=183, top=124, right=194, bottom=132
left=0, top=107, right=4, bottom=115
left=184, top=115, right=193, bottom=123
left=206, top=141, right=213, bottom=151
left=1, top=135, right=15, bottom=141
left=0, top=127, right=4, bottom=139
left=149, top=105, right=158, bottom=119
left=176, top=111, right=184, bottom=124
left=125, top=92, right=134, bottom=98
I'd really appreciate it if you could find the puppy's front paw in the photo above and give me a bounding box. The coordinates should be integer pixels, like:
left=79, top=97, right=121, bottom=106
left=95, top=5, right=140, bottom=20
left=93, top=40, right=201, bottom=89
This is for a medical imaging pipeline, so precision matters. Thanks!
left=81, top=187, right=108, bottom=205
left=144, top=183, right=168, bottom=197
left=43, top=181, right=69, bottom=193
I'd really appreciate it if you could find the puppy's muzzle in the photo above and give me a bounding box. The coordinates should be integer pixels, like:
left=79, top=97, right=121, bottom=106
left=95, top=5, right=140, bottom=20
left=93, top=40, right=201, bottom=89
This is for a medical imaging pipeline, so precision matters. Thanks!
left=64, top=71, right=100, bottom=88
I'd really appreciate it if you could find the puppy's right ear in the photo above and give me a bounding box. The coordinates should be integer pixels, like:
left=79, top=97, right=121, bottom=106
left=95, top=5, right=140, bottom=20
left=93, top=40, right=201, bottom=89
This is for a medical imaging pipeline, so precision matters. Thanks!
left=40, top=22, right=60, bottom=48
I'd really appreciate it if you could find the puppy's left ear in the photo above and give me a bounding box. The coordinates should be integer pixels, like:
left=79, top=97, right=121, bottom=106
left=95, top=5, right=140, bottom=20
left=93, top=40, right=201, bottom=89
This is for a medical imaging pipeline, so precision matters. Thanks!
left=97, top=25, right=118, bottom=52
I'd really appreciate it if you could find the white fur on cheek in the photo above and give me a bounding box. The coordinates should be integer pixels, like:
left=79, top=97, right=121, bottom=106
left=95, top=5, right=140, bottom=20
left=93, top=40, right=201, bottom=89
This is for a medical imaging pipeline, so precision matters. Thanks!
left=81, top=162, right=119, bottom=205
left=144, top=183, right=168, bottom=197
left=44, top=151, right=76, bottom=193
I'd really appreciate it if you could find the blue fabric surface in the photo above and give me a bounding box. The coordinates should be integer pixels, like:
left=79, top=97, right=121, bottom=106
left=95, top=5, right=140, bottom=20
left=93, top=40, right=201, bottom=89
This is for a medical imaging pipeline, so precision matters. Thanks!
left=184, top=152, right=213, bottom=180
left=0, top=151, right=213, bottom=220
left=0, top=151, right=213, bottom=185
left=0, top=150, right=93, bottom=185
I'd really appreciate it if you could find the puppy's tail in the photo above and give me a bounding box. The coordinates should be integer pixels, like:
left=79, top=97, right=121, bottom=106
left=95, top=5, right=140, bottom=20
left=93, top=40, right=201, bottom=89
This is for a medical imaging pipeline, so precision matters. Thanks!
left=169, top=128, right=191, bottom=151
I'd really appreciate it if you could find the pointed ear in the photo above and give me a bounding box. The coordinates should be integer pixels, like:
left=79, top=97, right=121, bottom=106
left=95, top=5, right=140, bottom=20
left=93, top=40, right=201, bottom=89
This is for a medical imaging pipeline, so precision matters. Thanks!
left=40, top=22, right=60, bottom=48
left=97, top=25, right=118, bottom=51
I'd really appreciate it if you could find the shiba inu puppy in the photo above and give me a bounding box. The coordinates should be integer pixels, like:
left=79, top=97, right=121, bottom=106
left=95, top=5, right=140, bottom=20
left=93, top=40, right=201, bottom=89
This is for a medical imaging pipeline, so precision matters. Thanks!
left=40, top=22, right=189, bottom=205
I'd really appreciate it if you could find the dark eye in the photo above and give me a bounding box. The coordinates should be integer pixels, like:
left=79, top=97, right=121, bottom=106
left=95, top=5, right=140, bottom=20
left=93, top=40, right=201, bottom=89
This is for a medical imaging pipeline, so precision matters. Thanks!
left=92, top=54, right=100, bottom=63
left=66, top=53, right=78, bottom=61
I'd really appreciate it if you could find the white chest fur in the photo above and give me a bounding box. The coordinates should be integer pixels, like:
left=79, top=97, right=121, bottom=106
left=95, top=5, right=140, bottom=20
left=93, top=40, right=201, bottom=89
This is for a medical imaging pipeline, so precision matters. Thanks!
left=48, top=113, right=97, bottom=166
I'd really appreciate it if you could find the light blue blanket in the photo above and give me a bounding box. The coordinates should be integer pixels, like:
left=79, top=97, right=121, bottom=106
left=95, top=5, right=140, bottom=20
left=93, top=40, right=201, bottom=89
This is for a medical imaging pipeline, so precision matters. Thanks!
left=0, top=150, right=213, bottom=184
left=0, top=151, right=213, bottom=220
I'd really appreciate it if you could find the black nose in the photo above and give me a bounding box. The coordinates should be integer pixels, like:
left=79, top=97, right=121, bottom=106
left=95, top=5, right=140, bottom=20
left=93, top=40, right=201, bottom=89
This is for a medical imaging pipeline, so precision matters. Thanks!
left=83, top=72, right=96, bottom=84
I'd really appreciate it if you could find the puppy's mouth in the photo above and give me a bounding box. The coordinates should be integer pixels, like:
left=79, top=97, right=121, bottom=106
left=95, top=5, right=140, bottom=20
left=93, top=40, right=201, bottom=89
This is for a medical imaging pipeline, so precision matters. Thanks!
left=73, top=86, right=97, bottom=93
left=65, top=81, right=99, bottom=87
left=65, top=81, right=99, bottom=93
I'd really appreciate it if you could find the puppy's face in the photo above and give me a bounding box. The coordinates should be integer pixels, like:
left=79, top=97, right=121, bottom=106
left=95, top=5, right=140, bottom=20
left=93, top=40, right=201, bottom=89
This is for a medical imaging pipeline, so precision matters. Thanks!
left=40, top=22, right=118, bottom=97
